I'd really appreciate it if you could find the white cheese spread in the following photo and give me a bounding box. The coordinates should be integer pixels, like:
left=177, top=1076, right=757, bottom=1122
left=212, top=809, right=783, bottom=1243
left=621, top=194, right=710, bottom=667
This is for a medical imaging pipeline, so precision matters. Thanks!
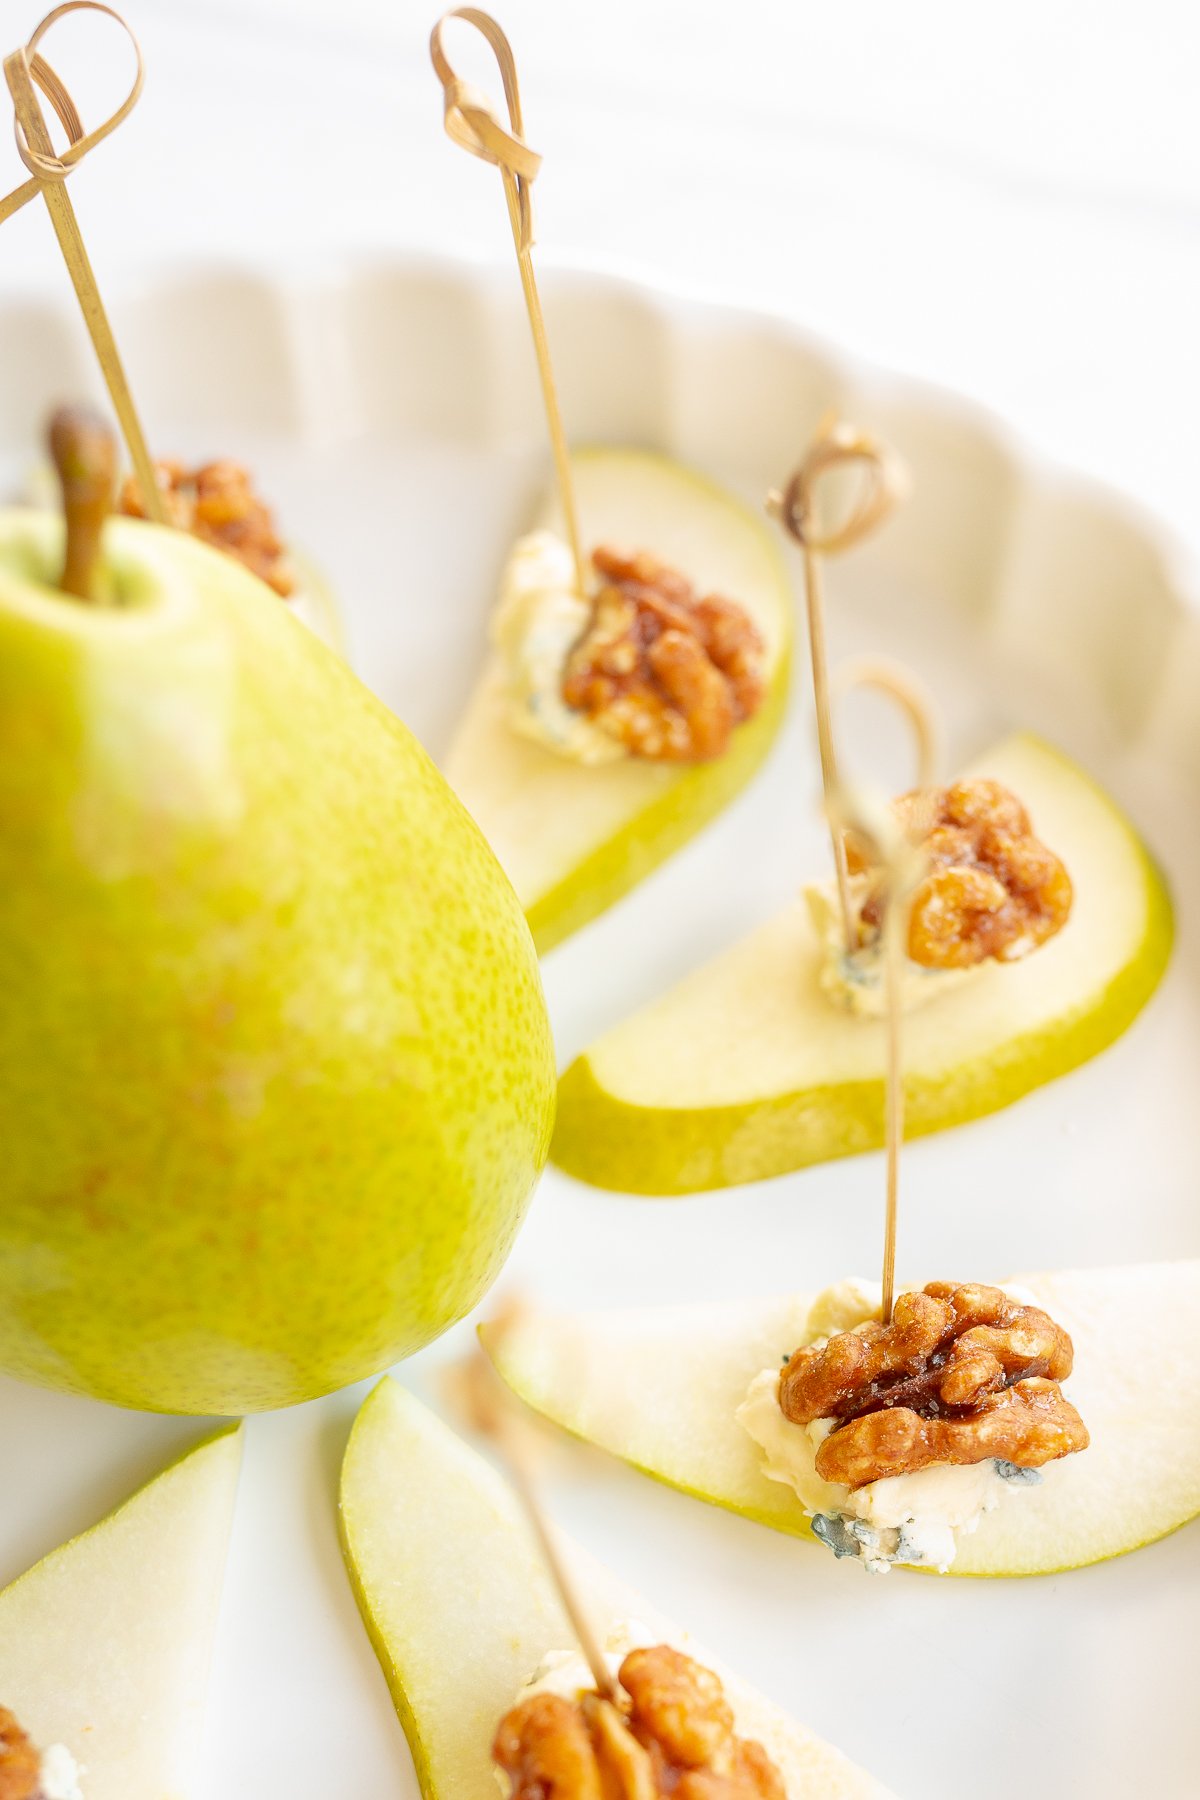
left=38, top=1745, right=84, bottom=1800
left=519, top=1618, right=658, bottom=1706
left=492, top=530, right=624, bottom=766
left=805, top=877, right=979, bottom=1018
left=736, top=1279, right=1046, bottom=1574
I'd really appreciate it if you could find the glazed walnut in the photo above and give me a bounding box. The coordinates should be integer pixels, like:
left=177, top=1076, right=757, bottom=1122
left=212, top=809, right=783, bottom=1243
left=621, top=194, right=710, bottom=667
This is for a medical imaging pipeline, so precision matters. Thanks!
left=0, top=1709, right=39, bottom=1800
left=848, top=779, right=1073, bottom=969
left=493, top=1645, right=784, bottom=1799
left=779, top=1282, right=1087, bottom=1488
left=561, top=547, right=767, bottom=763
left=494, top=1692, right=606, bottom=1799
left=119, top=458, right=297, bottom=598
left=815, top=1378, right=1089, bottom=1488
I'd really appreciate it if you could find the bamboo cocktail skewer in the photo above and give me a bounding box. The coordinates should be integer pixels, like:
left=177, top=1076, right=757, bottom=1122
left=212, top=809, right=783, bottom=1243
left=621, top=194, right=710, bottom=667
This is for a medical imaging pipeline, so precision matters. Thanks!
left=451, top=1325, right=621, bottom=1705
left=431, top=9, right=586, bottom=596
left=768, top=419, right=908, bottom=949
left=826, top=765, right=930, bottom=1326
left=0, top=4, right=165, bottom=522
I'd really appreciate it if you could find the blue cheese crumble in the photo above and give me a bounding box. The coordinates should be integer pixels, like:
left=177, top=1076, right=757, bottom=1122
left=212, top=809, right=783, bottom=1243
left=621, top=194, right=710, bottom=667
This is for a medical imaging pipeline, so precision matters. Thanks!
left=736, top=1279, right=1046, bottom=1574
left=492, top=531, right=624, bottom=766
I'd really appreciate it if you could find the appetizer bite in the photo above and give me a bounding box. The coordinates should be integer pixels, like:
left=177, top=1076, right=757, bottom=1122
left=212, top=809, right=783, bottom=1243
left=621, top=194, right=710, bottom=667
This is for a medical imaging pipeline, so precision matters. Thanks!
left=739, top=1276, right=1086, bottom=1573
left=0, top=1429, right=241, bottom=1800
left=339, top=1378, right=894, bottom=1797
left=485, top=1262, right=1199, bottom=1578
left=809, top=776, right=1073, bottom=1016
left=445, top=451, right=792, bottom=951
left=492, top=796, right=1192, bottom=1574
left=553, top=421, right=1171, bottom=1192
left=432, top=14, right=791, bottom=951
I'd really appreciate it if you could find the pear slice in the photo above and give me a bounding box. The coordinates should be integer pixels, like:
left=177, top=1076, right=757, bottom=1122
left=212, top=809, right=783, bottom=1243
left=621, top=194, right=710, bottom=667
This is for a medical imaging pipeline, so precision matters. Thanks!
left=339, top=1379, right=893, bottom=1798
left=554, top=733, right=1172, bottom=1193
left=0, top=1426, right=242, bottom=1796
left=444, top=449, right=793, bottom=953
left=484, top=1261, right=1200, bottom=1577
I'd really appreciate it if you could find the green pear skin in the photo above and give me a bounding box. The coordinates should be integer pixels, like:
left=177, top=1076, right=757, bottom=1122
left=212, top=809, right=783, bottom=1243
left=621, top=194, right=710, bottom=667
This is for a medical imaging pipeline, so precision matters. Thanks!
left=0, top=509, right=556, bottom=1414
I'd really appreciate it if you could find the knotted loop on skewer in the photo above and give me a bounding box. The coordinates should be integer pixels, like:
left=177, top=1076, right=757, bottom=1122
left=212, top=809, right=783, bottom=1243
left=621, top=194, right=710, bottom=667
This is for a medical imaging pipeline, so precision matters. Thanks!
left=4, top=3, right=143, bottom=195
left=766, top=416, right=910, bottom=953
left=28, top=52, right=83, bottom=150
left=831, top=657, right=941, bottom=794
left=430, top=8, right=541, bottom=252
left=768, top=417, right=907, bottom=557
left=0, top=2, right=163, bottom=523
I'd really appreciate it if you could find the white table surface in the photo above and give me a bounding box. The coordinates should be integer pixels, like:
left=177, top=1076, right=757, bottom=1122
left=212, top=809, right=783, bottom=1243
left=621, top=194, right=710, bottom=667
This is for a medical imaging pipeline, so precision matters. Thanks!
left=1, top=5, right=1199, bottom=1798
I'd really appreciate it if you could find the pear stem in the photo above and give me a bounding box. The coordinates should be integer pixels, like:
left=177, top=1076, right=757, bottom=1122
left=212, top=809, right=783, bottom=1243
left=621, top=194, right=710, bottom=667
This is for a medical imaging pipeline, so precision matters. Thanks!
left=48, top=403, right=116, bottom=603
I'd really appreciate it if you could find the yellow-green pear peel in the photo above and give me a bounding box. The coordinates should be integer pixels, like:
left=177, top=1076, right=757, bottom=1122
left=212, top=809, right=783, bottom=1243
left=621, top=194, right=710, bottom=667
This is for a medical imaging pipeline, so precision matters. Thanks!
left=338, top=1380, right=894, bottom=1799
left=553, top=733, right=1173, bottom=1192
left=484, top=1261, right=1200, bottom=1578
left=0, top=1426, right=243, bottom=1797
left=0, top=509, right=555, bottom=1412
left=444, top=449, right=793, bottom=953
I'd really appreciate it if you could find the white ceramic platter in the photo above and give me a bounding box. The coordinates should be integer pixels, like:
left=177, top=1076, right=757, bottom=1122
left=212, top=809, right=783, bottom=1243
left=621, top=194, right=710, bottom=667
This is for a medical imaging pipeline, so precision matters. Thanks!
left=0, top=259, right=1197, bottom=1800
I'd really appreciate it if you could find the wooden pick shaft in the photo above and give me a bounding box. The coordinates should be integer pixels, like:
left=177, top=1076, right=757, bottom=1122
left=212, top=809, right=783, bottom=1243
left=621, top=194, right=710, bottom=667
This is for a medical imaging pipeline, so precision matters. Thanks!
left=2, top=10, right=164, bottom=523
left=826, top=776, right=931, bottom=1328
left=880, top=881, right=904, bottom=1324
left=431, top=10, right=586, bottom=594
left=505, top=1449, right=620, bottom=1705
left=769, top=420, right=908, bottom=952
left=827, top=661, right=940, bottom=1326
left=454, top=1330, right=619, bottom=1704
left=802, top=544, right=854, bottom=945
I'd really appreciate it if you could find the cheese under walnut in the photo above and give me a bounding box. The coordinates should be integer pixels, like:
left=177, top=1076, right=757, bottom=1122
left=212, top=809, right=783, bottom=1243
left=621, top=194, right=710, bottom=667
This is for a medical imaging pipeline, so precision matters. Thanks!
left=492, top=531, right=767, bottom=767
left=737, top=1279, right=1087, bottom=1574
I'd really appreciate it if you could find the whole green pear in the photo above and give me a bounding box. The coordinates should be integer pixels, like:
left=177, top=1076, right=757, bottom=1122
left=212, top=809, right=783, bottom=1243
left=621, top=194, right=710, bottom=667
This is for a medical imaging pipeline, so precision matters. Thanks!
left=0, top=508, right=556, bottom=1413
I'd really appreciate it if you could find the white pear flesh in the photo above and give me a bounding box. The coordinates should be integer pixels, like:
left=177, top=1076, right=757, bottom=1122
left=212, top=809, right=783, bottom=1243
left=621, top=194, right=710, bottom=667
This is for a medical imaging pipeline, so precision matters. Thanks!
left=484, top=1261, right=1200, bottom=1577
left=339, top=1379, right=893, bottom=1798
left=443, top=449, right=792, bottom=952
left=553, top=733, right=1172, bottom=1192
left=0, top=1427, right=242, bottom=1796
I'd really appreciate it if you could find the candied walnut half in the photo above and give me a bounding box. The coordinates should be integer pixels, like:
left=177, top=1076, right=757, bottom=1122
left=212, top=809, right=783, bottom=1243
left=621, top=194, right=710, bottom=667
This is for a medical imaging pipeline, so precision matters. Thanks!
left=119, top=458, right=297, bottom=598
left=781, top=1283, right=1074, bottom=1424
left=779, top=1281, right=1087, bottom=1490
left=0, top=1709, right=40, bottom=1800
left=494, top=1690, right=605, bottom=1799
left=493, top=1645, right=784, bottom=1799
left=561, top=547, right=767, bottom=764
left=848, top=778, right=1072, bottom=969
left=815, top=1377, right=1089, bottom=1488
